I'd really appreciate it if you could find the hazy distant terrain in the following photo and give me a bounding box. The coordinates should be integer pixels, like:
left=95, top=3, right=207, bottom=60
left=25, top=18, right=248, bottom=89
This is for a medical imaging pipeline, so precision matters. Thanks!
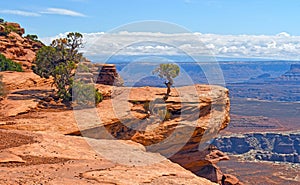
left=110, top=58, right=300, bottom=162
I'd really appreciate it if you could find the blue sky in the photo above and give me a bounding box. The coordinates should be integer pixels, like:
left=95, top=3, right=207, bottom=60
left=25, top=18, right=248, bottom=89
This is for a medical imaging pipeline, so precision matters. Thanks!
left=2, top=0, right=300, bottom=60
left=1, top=0, right=300, bottom=37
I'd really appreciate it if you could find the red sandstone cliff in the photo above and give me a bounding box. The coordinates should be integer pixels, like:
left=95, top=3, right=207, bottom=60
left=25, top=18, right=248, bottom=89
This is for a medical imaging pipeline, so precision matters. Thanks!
left=0, top=21, right=241, bottom=184
left=0, top=22, right=43, bottom=70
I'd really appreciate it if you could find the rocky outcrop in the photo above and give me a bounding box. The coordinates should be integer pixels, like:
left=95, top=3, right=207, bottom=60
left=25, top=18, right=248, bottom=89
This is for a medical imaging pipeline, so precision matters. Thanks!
left=77, top=61, right=123, bottom=86
left=213, top=133, right=300, bottom=163
left=0, top=22, right=43, bottom=70
left=0, top=22, right=25, bottom=36
left=73, top=85, right=242, bottom=184
left=0, top=71, right=240, bottom=184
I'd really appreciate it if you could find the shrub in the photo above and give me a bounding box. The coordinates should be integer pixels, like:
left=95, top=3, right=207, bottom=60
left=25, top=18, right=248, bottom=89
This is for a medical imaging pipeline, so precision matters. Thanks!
left=76, top=63, right=90, bottom=73
left=0, top=54, right=23, bottom=72
left=0, top=24, right=18, bottom=36
left=5, top=25, right=17, bottom=34
left=157, top=108, right=172, bottom=121
left=0, top=18, right=4, bottom=24
left=143, top=101, right=150, bottom=113
left=72, top=81, right=103, bottom=106
left=25, top=34, right=39, bottom=42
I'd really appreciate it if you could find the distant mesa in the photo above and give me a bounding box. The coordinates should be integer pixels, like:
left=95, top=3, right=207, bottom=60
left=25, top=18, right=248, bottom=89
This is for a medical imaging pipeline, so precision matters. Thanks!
left=247, top=64, right=300, bottom=83
left=249, top=73, right=272, bottom=82
left=213, top=133, right=300, bottom=163
left=277, top=64, right=300, bottom=81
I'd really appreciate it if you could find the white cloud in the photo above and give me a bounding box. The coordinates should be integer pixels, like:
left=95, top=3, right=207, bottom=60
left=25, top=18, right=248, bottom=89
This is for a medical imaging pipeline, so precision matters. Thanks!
left=41, top=31, right=300, bottom=60
left=40, top=8, right=86, bottom=17
left=276, top=32, right=290, bottom=37
left=0, top=9, right=40, bottom=17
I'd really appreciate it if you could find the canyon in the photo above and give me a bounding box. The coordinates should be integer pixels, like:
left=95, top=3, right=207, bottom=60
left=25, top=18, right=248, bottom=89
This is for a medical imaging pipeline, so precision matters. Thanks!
left=0, top=22, right=243, bottom=184
left=213, top=133, right=300, bottom=163
left=0, top=70, right=243, bottom=184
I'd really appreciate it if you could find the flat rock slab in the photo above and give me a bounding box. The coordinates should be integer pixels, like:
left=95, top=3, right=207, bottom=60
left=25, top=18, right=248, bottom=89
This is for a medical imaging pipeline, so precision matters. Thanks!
left=0, top=129, right=216, bottom=185
left=0, top=95, right=39, bottom=117
left=0, top=152, right=25, bottom=163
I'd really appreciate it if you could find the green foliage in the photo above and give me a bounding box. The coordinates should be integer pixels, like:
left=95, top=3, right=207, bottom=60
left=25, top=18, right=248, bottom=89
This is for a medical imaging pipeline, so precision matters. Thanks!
left=0, top=75, right=7, bottom=98
left=0, top=54, right=23, bottom=72
left=0, top=20, right=19, bottom=36
left=5, top=25, right=17, bottom=34
left=143, top=101, right=150, bottom=113
left=153, top=63, right=180, bottom=100
left=34, top=32, right=101, bottom=105
left=152, top=63, right=180, bottom=85
left=76, top=63, right=90, bottom=73
left=157, top=108, right=172, bottom=121
left=25, top=34, right=39, bottom=42
left=72, top=81, right=103, bottom=106
left=0, top=25, right=17, bottom=36
left=34, top=32, right=84, bottom=102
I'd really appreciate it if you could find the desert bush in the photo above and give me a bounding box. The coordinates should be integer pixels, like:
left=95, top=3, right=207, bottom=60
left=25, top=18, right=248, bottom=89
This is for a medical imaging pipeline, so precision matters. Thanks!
left=25, top=34, right=39, bottom=42
left=143, top=101, right=151, bottom=113
left=72, top=81, right=103, bottom=106
left=76, top=63, right=90, bottom=73
left=5, top=24, right=17, bottom=34
left=157, top=108, right=172, bottom=121
left=0, top=54, right=23, bottom=72
left=0, top=24, right=18, bottom=36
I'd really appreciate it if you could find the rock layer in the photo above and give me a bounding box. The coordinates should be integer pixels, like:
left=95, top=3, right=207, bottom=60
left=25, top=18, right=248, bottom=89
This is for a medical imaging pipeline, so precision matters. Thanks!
left=0, top=71, right=240, bottom=184
left=0, top=22, right=43, bottom=70
left=77, top=61, right=123, bottom=86
left=213, top=132, right=300, bottom=163
left=74, top=85, right=240, bottom=184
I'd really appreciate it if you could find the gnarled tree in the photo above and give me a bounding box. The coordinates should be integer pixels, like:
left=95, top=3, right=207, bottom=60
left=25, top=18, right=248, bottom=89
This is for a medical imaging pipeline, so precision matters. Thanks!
left=33, top=32, right=102, bottom=105
left=153, top=63, right=180, bottom=100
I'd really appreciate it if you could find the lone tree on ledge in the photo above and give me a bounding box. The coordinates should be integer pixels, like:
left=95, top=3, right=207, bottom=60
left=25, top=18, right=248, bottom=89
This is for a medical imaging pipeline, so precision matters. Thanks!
left=33, top=32, right=102, bottom=105
left=153, top=63, right=180, bottom=100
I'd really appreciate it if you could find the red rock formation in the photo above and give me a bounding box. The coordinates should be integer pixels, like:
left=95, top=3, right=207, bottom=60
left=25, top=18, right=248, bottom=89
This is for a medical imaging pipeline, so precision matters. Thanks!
left=72, top=85, right=242, bottom=184
left=77, top=61, right=123, bottom=86
left=0, top=129, right=218, bottom=185
left=0, top=22, right=43, bottom=70
left=0, top=71, right=241, bottom=184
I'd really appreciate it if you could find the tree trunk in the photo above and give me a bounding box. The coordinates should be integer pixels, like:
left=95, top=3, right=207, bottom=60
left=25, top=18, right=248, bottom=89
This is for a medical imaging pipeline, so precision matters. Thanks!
left=164, top=81, right=172, bottom=101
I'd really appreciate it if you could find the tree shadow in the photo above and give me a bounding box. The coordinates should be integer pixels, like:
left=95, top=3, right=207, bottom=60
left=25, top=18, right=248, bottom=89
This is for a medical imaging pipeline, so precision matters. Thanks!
left=8, top=89, right=54, bottom=101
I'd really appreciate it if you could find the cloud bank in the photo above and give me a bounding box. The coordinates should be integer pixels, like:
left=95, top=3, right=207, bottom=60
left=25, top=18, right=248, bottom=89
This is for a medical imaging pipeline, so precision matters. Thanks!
left=41, top=31, right=300, bottom=61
